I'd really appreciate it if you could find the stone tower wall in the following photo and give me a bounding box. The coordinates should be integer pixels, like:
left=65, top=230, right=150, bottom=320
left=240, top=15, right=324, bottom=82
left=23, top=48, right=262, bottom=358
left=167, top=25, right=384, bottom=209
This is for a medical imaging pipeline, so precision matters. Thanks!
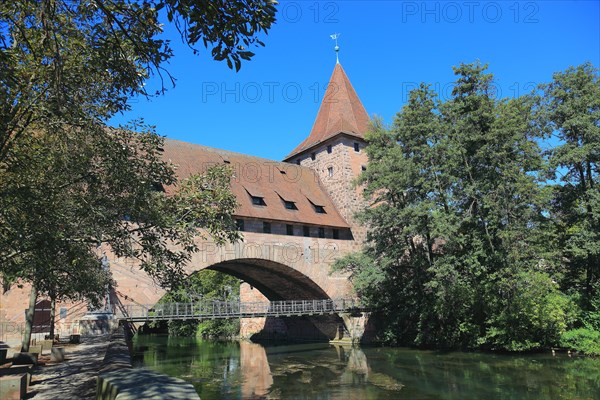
left=293, top=136, right=368, bottom=243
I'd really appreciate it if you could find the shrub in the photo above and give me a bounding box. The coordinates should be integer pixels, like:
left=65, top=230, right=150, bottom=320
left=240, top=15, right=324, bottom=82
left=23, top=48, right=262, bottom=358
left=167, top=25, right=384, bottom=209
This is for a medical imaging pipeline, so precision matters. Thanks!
left=481, top=270, right=576, bottom=351
left=560, top=328, right=600, bottom=355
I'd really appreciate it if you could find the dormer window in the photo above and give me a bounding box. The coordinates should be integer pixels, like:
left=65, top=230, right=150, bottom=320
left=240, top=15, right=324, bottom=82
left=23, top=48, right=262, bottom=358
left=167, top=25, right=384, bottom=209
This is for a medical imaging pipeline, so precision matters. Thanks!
left=251, top=196, right=266, bottom=206
left=245, top=187, right=266, bottom=207
left=305, top=196, right=327, bottom=214
left=284, top=201, right=297, bottom=210
left=276, top=191, right=299, bottom=211
left=314, top=205, right=326, bottom=214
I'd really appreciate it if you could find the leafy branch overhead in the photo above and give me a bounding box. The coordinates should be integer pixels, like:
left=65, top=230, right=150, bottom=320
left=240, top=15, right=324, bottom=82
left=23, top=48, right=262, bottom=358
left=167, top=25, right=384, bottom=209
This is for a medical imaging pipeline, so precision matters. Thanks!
left=0, top=0, right=277, bottom=162
left=0, top=1, right=271, bottom=350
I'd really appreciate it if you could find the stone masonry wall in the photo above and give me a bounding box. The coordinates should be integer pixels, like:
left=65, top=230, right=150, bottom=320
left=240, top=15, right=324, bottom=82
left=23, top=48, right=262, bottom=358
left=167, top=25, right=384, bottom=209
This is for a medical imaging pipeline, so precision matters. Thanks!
left=294, top=136, right=369, bottom=243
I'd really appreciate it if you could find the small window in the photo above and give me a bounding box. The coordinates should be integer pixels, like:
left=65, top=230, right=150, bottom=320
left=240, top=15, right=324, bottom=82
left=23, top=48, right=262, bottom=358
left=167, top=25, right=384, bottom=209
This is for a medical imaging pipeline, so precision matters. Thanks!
left=361, top=165, right=367, bottom=171
left=354, top=142, right=360, bottom=152
left=251, top=196, right=266, bottom=206
left=284, top=201, right=297, bottom=210
left=286, top=224, right=294, bottom=236
left=333, top=229, right=339, bottom=239
left=314, top=205, right=326, bottom=214
left=60, top=307, right=68, bottom=319
left=311, top=152, right=316, bottom=161
left=263, top=222, right=271, bottom=234
left=318, top=227, right=325, bottom=238
left=328, top=166, right=334, bottom=178
left=327, top=145, right=332, bottom=154
left=296, top=159, right=301, bottom=165
left=236, top=219, right=245, bottom=231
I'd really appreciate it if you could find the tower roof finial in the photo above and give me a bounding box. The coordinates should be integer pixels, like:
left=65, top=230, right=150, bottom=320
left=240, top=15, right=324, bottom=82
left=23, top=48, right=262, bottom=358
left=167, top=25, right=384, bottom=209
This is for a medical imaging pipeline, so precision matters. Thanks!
left=330, top=33, right=341, bottom=64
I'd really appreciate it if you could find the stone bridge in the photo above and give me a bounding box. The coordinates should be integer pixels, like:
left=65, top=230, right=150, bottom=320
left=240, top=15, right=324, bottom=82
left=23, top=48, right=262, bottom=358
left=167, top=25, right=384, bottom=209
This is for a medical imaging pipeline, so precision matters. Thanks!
left=109, top=231, right=370, bottom=342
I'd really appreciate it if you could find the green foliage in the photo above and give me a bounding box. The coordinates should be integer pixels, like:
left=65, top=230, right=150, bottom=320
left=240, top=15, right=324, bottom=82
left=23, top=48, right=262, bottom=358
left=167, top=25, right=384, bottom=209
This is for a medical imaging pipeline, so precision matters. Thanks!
left=0, top=121, right=240, bottom=298
left=158, top=270, right=240, bottom=338
left=340, top=61, right=599, bottom=351
left=0, top=1, right=267, bottom=345
left=560, top=328, right=600, bottom=355
left=538, top=62, right=600, bottom=309
left=480, top=270, right=575, bottom=351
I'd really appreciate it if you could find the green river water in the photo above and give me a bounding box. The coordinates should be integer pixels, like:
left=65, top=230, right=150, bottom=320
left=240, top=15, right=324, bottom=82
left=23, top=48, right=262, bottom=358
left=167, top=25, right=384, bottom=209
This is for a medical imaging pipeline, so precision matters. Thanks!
left=132, top=335, right=600, bottom=399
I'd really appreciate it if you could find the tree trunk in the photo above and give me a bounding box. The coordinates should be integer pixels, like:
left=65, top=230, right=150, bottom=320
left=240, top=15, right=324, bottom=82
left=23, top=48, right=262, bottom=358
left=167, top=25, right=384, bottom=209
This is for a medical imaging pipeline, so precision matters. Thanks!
left=49, top=294, right=56, bottom=340
left=21, top=284, right=37, bottom=352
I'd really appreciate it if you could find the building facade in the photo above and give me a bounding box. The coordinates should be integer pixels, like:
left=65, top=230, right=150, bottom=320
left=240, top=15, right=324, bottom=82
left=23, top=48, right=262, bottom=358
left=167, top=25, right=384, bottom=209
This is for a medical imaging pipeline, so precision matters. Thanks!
left=0, top=62, right=372, bottom=342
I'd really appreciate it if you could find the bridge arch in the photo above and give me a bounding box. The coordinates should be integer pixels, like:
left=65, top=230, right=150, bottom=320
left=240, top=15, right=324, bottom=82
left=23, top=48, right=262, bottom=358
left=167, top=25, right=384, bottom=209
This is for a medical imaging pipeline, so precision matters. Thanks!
left=111, top=235, right=357, bottom=307
left=206, top=258, right=330, bottom=301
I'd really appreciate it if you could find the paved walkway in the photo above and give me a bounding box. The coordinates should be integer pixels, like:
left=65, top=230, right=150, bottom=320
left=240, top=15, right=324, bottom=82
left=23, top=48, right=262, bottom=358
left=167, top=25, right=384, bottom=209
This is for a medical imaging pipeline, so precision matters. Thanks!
left=28, top=335, right=110, bottom=399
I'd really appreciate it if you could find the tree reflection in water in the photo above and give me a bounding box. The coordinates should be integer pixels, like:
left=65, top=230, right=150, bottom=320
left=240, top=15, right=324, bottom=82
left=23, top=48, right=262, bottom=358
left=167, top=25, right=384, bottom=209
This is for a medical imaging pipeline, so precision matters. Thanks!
left=133, top=336, right=600, bottom=399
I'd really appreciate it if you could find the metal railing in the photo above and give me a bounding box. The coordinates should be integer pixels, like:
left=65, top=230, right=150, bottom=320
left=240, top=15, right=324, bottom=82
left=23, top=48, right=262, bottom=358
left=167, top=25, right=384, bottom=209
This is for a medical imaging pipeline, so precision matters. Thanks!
left=119, top=298, right=364, bottom=322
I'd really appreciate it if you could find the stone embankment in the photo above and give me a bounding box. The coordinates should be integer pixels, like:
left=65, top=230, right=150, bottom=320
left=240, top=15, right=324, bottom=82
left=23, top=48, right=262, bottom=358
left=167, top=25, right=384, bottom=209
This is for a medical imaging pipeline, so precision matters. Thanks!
left=96, top=326, right=200, bottom=400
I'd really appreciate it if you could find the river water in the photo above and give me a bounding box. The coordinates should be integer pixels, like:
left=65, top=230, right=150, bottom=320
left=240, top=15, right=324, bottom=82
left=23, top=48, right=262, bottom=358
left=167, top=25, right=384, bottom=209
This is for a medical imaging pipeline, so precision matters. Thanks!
left=132, top=335, right=600, bottom=399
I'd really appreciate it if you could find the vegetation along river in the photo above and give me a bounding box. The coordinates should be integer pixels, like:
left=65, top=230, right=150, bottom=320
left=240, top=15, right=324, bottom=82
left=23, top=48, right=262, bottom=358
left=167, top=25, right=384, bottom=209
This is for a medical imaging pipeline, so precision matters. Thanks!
left=132, top=335, right=600, bottom=399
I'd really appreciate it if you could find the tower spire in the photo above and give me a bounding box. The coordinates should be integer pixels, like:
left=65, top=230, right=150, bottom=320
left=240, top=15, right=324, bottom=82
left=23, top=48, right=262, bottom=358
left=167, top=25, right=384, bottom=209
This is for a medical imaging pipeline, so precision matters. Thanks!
left=330, top=33, right=340, bottom=64
left=284, top=62, right=369, bottom=161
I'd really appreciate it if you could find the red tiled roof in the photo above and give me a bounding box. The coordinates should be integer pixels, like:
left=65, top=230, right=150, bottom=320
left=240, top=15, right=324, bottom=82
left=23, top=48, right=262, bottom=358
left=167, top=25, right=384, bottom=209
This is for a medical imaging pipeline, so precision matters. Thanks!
left=162, top=139, right=350, bottom=228
left=285, top=63, right=370, bottom=160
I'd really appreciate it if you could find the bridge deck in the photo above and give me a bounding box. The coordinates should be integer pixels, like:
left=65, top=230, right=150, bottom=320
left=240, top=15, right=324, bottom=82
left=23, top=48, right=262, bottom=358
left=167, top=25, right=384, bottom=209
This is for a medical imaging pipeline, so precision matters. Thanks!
left=120, top=299, right=364, bottom=322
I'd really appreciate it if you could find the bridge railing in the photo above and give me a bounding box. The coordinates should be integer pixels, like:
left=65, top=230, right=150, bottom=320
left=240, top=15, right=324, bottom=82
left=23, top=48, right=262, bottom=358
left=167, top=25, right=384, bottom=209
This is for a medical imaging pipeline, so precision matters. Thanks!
left=119, top=298, right=363, bottom=322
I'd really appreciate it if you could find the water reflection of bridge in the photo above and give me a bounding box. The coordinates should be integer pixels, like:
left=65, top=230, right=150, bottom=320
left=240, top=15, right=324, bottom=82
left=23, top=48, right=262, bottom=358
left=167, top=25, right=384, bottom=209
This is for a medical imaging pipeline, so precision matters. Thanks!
left=240, top=341, right=404, bottom=399
left=119, top=299, right=365, bottom=323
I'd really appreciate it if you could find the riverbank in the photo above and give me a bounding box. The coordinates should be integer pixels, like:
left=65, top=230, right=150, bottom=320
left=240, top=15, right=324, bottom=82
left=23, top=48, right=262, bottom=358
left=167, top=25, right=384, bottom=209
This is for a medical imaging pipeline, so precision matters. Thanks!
left=28, top=334, right=110, bottom=399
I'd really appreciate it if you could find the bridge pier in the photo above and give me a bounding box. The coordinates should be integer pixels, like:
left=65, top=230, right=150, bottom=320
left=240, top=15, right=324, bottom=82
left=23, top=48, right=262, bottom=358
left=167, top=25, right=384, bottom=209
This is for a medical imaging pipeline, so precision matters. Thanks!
left=241, top=315, right=342, bottom=342
left=240, top=312, right=372, bottom=344
left=340, top=312, right=372, bottom=344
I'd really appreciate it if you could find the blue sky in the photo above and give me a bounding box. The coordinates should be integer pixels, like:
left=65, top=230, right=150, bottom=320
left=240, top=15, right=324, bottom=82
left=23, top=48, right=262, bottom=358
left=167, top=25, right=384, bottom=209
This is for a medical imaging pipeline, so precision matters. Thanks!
left=110, top=1, right=600, bottom=161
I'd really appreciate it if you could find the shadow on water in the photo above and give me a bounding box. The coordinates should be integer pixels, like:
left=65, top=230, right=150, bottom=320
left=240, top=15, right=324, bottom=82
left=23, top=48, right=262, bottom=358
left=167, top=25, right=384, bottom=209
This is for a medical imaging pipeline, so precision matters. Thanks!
left=132, top=335, right=600, bottom=400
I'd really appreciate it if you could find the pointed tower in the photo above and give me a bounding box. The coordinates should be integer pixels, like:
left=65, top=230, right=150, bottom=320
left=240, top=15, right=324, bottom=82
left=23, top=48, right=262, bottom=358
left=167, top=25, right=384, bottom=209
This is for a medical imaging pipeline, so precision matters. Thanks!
left=284, top=63, right=369, bottom=242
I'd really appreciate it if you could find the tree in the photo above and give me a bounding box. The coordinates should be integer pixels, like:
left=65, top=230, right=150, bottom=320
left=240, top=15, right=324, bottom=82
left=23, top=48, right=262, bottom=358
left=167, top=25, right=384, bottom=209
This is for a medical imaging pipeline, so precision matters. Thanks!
left=0, top=0, right=274, bottom=350
left=2, top=120, right=241, bottom=350
left=0, top=0, right=277, bottom=162
left=539, top=63, right=600, bottom=318
left=155, top=270, right=241, bottom=338
left=335, top=62, right=571, bottom=351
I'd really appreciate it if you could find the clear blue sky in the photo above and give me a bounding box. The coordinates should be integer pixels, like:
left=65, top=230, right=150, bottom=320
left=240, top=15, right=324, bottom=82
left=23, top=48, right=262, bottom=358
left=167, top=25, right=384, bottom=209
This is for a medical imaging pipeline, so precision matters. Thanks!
left=110, top=1, right=600, bottom=161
